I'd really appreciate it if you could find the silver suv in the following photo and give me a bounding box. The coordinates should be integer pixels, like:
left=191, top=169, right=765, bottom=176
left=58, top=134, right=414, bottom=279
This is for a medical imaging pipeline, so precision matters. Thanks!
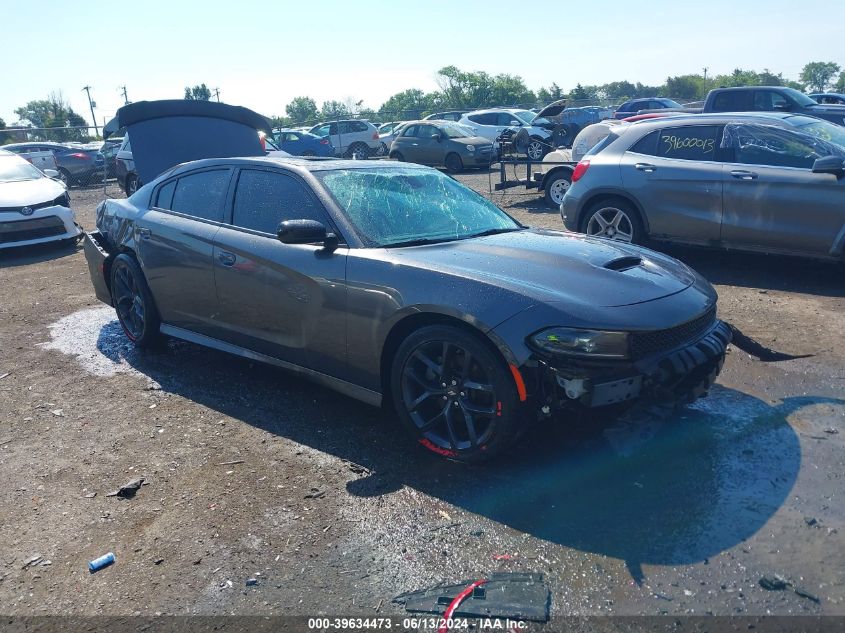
left=560, top=112, right=845, bottom=261
left=308, top=119, right=381, bottom=158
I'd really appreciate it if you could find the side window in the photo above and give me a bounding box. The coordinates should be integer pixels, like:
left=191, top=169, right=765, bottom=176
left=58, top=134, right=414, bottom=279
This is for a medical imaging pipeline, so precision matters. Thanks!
left=337, top=122, right=352, bottom=134
left=329, top=123, right=338, bottom=135
left=468, top=113, right=497, bottom=125
left=402, top=125, right=419, bottom=138
left=312, top=125, right=330, bottom=137
left=353, top=121, right=368, bottom=132
left=155, top=180, right=177, bottom=209
left=728, top=125, right=824, bottom=169
left=711, top=91, right=751, bottom=112
left=656, top=126, right=720, bottom=161
left=170, top=169, right=230, bottom=222
left=629, top=130, right=660, bottom=155
left=232, top=169, right=327, bottom=235
left=418, top=125, right=439, bottom=139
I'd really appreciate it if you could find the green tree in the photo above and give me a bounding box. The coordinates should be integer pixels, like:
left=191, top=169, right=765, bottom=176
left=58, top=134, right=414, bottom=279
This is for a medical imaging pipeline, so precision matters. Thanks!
left=379, top=88, right=434, bottom=120
left=184, top=83, right=212, bottom=100
left=663, top=74, right=707, bottom=100
left=285, top=96, right=319, bottom=124
left=14, top=93, right=89, bottom=142
left=800, top=61, right=841, bottom=93
left=567, top=83, right=592, bottom=102
left=320, top=100, right=350, bottom=119
left=436, top=66, right=495, bottom=108
left=835, top=72, right=845, bottom=93
left=0, top=117, right=7, bottom=144
left=489, top=73, right=535, bottom=106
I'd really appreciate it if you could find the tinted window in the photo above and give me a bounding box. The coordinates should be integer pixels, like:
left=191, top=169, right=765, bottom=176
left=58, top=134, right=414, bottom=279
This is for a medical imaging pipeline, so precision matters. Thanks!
left=155, top=180, right=176, bottom=209
left=753, top=90, right=789, bottom=111
left=727, top=124, right=841, bottom=169
left=498, top=113, right=519, bottom=126
left=232, top=169, right=326, bottom=234
left=468, top=113, right=497, bottom=125
left=656, top=126, right=720, bottom=161
left=170, top=169, right=230, bottom=221
left=352, top=121, right=369, bottom=132
left=402, top=125, right=419, bottom=138
left=629, top=130, right=659, bottom=155
left=711, top=91, right=751, bottom=112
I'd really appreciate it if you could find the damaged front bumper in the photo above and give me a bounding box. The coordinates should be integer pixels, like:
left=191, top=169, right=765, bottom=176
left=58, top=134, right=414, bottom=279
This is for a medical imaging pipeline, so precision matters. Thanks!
left=530, top=320, right=732, bottom=412
left=82, top=230, right=114, bottom=306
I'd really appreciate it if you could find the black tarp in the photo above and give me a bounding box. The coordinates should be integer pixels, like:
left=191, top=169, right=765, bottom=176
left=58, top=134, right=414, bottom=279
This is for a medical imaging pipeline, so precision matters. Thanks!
left=103, top=100, right=272, bottom=185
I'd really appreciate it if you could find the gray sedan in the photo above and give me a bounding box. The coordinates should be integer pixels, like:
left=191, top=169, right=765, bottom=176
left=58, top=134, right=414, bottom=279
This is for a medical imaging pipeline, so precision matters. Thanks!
left=389, top=120, right=493, bottom=173
left=560, top=112, right=845, bottom=261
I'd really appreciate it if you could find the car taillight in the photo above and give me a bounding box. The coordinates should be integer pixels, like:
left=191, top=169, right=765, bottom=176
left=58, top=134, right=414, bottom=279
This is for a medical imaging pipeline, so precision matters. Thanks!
left=372, top=132, right=379, bottom=140
left=571, top=159, right=590, bottom=183
left=320, top=139, right=330, bottom=145
left=69, top=152, right=87, bottom=159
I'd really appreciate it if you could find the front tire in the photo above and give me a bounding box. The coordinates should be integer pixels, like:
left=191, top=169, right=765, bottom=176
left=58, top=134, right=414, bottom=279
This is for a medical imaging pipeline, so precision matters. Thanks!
left=390, top=325, right=523, bottom=463
left=581, top=198, right=643, bottom=244
left=526, top=137, right=547, bottom=161
left=543, top=171, right=572, bottom=208
left=126, top=174, right=139, bottom=196
left=444, top=153, right=464, bottom=174
left=110, top=253, right=162, bottom=347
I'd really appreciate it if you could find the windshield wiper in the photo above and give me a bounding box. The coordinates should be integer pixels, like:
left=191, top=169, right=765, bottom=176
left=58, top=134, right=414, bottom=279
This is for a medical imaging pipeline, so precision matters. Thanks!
left=380, top=237, right=460, bottom=248
left=464, top=227, right=525, bottom=239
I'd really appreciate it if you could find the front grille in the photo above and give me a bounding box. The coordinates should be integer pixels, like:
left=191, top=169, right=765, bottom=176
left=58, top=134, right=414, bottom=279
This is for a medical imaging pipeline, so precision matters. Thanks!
left=0, top=216, right=65, bottom=244
left=0, top=199, right=55, bottom=214
left=630, top=308, right=717, bottom=359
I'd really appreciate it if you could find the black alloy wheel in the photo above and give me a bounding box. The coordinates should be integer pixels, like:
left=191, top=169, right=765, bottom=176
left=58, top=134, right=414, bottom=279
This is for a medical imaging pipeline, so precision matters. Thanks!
left=392, top=325, right=522, bottom=462
left=110, top=254, right=161, bottom=346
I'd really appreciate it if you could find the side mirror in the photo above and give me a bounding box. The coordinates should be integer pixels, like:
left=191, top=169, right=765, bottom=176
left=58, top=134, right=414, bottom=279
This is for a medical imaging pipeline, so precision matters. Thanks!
left=277, top=219, right=338, bottom=250
left=43, top=168, right=59, bottom=179
left=811, top=155, right=845, bottom=177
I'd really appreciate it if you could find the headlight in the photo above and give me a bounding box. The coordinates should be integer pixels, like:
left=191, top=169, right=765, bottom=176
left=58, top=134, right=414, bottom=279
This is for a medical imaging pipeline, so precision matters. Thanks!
left=466, top=145, right=475, bottom=152
left=53, top=192, right=71, bottom=208
left=529, top=327, right=629, bottom=359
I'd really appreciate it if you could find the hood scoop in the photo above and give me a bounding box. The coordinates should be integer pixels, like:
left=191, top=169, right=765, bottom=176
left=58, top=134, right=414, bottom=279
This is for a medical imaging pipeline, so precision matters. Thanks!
left=603, top=255, right=643, bottom=272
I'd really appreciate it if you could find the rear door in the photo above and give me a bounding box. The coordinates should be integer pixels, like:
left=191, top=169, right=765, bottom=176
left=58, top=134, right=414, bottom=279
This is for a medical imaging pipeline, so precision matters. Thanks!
left=393, top=124, right=421, bottom=161
left=212, top=167, right=348, bottom=373
left=136, top=167, right=231, bottom=335
left=620, top=124, right=724, bottom=243
left=720, top=123, right=845, bottom=256
left=465, top=113, right=500, bottom=140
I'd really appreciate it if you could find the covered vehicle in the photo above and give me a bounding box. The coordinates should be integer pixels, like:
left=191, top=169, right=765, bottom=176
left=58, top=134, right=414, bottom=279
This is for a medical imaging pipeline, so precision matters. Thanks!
left=82, top=107, right=730, bottom=462
left=0, top=149, right=81, bottom=249
left=103, top=99, right=273, bottom=189
left=561, top=112, right=845, bottom=261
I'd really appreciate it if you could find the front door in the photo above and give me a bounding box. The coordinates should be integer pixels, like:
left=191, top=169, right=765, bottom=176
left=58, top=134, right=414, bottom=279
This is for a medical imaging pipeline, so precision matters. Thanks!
left=135, top=168, right=231, bottom=335
left=620, top=124, right=724, bottom=243
left=212, top=167, right=348, bottom=374
left=720, top=123, right=845, bottom=256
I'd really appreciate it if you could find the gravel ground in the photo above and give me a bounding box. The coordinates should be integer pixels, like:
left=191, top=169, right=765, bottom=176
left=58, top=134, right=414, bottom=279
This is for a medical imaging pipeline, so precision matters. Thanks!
left=0, top=172, right=843, bottom=623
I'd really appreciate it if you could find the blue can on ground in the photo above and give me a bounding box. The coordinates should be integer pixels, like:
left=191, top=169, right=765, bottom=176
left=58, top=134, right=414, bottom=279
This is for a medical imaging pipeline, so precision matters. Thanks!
left=88, top=552, right=115, bottom=572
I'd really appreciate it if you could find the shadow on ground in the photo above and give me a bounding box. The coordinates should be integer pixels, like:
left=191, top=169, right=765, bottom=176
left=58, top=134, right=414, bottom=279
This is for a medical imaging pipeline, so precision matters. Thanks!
left=0, top=239, right=80, bottom=268
left=83, top=316, right=835, bottom=582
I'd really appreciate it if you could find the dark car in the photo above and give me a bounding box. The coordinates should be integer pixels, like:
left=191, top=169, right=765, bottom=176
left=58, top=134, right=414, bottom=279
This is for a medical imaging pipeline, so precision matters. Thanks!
left=82, top=102, right=731, bottom=463
left=3, top=141, right=104, bottom=186
left=614, top=98, right=682, bottom=120
left=272, top=129, right=334, bottom=157
left=100, top=138, right=122, bottom=178
left=114, top=135, right=138, bottom=194
left=423, top=111, right=468, bottom=122
left=560, top=112, right=845, bottom=261
left=702, top=87, right=845, bottom=125
left=389, top=120, right=494, bottom=172
left=809, top=93, right=845, bottom=105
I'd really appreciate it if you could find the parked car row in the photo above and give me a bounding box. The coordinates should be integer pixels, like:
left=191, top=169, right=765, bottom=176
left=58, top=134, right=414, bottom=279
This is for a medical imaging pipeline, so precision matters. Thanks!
left=2, top=141, right=104, bottom=186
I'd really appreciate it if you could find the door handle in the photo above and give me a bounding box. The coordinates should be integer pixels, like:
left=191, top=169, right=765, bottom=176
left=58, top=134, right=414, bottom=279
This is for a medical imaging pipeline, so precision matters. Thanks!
left=138, top=227, right=151, bottom=239
left=635, top=163, right=657, bottom=173
left=730, top=170, right=758, bottom=180
left=217, top=251, right=236, bottom=266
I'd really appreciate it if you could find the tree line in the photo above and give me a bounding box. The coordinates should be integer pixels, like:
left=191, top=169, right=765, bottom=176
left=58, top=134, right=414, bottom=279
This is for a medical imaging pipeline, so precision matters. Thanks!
left=4, top=61, right=842, bottom=144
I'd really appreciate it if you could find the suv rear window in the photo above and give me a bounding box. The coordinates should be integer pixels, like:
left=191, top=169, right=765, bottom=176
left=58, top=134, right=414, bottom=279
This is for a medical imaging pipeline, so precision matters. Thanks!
left=586, top=133, right=618, bottom=157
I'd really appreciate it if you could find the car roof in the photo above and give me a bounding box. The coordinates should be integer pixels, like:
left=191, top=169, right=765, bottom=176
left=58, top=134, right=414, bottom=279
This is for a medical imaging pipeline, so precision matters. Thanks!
left=164, top=156, right=434, bottom=177
left=625, top=111, right=812, bottom=129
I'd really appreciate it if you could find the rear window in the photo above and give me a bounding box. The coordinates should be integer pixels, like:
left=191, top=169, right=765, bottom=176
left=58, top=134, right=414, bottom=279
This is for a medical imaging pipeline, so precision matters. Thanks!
left=585, top=133, right=618, bottom=157
left=711, top=91, right=751, bottom=112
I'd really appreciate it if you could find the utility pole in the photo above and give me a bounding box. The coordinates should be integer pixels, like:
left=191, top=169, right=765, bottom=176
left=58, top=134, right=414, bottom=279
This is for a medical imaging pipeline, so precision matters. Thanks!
left=703, top=67, right=709, bottom=83
left=119, top=85, right=129, bottom=105
left=82, top=85, right=99, bottom=136
left=212, top=87, right=221, bottom=102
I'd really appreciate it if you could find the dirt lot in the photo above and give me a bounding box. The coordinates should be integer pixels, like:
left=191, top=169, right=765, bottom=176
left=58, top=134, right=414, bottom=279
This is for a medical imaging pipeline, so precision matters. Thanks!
left=1, top=171, right=843, bottom=623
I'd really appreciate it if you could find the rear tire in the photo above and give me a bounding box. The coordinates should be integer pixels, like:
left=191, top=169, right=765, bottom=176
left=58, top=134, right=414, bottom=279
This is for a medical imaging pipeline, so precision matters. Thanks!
left=390, top=325, right=523, bottom=463
left=444, top=153, right=464, bottom=174
left=57, top=168, right=71, bottom=187
left=544, top=170, right=572, bottom=208
left=110, top=253, right=162, bottom=347
left=391, top=152, right=405, bottom=162
left=346, top=142, right=370, bottom=159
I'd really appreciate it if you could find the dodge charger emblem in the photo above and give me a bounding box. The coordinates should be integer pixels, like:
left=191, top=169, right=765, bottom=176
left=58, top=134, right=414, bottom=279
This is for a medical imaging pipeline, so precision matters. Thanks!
left=20, top=206, right=34, bottom=216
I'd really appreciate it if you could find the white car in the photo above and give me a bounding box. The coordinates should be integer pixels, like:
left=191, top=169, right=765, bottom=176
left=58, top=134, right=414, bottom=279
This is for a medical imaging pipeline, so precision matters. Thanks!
left=308, top=119, right=381, bottom=158
left=376, top=121, right=407, bottom=155
left=0, top=150, right=81, bottom=250
left=458, top=108, right=554, bottom=160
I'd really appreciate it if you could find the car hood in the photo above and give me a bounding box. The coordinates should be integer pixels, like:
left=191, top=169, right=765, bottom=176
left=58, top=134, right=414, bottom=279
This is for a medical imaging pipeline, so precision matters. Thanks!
left=536, top=99, right=568, bottom=119
left=103, top=100, right=272, bottom=185
left=388, top=228, right=697, bottom=308
left=0, top=178, right=65, bottom=207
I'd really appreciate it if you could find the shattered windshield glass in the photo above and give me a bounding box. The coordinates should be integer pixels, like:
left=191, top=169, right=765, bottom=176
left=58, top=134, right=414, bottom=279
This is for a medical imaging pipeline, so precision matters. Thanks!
left=316, top=167, right=520, bottom=247
left=0, top=156, right=42, bottom=182
left=788, top=117, right=845, bottom=148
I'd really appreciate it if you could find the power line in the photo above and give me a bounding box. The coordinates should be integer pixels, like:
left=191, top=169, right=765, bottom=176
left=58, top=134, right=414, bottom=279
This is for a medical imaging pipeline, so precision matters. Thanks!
left=81, top=86, right=99, bottom=136
left=212, top=87, right=221, bottom=102
left=119, top=85, right=129, bottom=105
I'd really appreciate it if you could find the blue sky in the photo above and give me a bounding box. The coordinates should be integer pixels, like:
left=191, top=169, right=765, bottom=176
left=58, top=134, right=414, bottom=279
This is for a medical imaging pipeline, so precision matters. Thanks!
left=2, top=0, right=843, bottom=127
